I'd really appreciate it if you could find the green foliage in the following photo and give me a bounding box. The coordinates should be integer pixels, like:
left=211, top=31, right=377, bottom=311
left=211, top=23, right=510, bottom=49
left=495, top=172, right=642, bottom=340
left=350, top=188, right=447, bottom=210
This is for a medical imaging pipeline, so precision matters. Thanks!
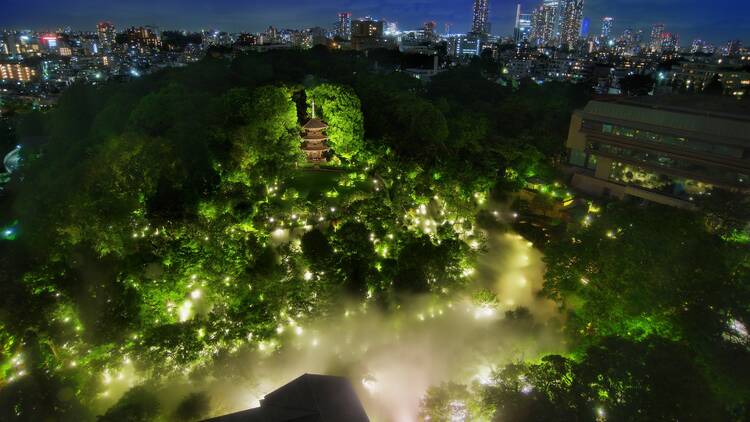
left=307, top=83, right=365, bottom=160
left=427, top=337, right=731, bottom=421
left=543, top=202, right=739, bottom=343
left=172, top=391, right=211, bottom=421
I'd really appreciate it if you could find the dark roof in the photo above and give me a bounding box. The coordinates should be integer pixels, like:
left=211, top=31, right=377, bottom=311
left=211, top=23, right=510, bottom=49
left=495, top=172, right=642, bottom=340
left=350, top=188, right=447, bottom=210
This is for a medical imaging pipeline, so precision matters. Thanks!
left=581, top=96, right=750, bottom=146
left=302, top=132, right=328, bottom=141
left=303, top=143, right=330, bottom=151
left=303, top=118, right=328, bottom=130
left=202, top=374, right=369, bottom=422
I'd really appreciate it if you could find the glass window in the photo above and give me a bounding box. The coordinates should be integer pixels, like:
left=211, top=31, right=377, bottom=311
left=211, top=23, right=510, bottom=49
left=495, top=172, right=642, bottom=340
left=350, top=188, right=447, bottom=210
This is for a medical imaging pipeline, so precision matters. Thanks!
left=586, top=154, right=598, bottom=170
left=601, top=124, right=742, bottom=158
left=609, top=161, right=713, bottom=200
left=569, top=149, right=587, bottom=167
left=591, top=142, right=749, bottom=187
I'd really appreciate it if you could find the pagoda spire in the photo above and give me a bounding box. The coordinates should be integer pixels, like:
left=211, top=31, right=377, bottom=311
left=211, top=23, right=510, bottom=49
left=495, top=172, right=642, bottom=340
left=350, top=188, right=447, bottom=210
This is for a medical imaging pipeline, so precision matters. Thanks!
left=311, top=99, right=316, bottom=119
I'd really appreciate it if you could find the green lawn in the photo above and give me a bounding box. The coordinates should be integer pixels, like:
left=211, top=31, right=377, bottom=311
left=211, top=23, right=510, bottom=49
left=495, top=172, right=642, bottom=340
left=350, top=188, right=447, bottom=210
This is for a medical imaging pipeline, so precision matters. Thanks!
left=289, top=168, right=344, bottom=201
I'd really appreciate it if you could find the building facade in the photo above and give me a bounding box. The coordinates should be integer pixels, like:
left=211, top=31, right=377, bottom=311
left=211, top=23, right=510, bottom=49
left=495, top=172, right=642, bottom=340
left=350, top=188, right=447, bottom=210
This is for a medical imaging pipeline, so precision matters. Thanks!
left=97, top=22, right=116, bottom=50
left=351, top=19, right=385, bottom=50
left=558, top=0, right=585, bottom=48
left=336, top=12, right=352, bottom=40
left=0, top=62, right=38, bottom=82
left=471, top=0, right=491, bottom=35
left=565, top=97, right=750, bottom=208
left=514, top=4, right=533, bottom=43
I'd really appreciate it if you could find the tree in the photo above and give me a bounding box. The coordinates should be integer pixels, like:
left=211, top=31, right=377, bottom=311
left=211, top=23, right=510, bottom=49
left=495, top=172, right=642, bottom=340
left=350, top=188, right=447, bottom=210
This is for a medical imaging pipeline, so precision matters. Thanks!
left=703, top=74, right=724, bottom=96
left=0, top=371, right=92, bottom=422
left=172, top=392, right=211, bottom=421
left=301, top=228, right=334, bottom=270
left=307, top=84, right=365, bottom=160
left=98, top=386, right=160, bottom=422
left=619, top=74, right=655, bottom=96
left=543, top=202, right=740, bottom=343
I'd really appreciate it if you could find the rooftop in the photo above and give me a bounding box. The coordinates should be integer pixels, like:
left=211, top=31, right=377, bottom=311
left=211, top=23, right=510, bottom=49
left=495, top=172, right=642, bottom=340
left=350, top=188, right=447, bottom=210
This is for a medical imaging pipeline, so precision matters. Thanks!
left=582, top=95, right=750, bottom=146
left=302, top=118, right=328, bottom=130
left=202, top=374, right=369, bottom=422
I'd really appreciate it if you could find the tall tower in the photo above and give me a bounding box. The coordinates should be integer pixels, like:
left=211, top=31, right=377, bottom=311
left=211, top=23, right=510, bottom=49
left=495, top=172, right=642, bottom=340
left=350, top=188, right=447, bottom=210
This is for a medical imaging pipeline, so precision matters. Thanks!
left=531, top=4, right=556, bottom=46
left=471, top=0, right=491, bottom=35
left=336, top=12, right=352, bottom=40
left=514, top=4, right=533, bottom=43
left=559, top=0, right=584, bottom=48
left=650, top=24, right=664, bottom=52
left=97, top=21, right=116, bottom=50
left=600, top=17, right=614, bottom=40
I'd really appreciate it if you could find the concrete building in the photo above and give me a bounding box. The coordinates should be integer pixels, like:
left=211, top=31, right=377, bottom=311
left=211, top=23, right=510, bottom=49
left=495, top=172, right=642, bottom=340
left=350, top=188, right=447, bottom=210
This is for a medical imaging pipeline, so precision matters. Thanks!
left=514, top=4, right=533, bottom=44
left=336, top=12, right=352, bottom=40
left=351, top=19, right=385, bottom=50
left=565, top=96, right=750, bottom=208
left=471, top=0, right=491, bottom=35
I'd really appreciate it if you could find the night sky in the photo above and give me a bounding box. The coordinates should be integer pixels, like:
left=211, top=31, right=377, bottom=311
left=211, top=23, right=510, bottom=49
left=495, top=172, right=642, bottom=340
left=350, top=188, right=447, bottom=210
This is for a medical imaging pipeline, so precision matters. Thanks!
left=2, top=0, right=748, bottom=45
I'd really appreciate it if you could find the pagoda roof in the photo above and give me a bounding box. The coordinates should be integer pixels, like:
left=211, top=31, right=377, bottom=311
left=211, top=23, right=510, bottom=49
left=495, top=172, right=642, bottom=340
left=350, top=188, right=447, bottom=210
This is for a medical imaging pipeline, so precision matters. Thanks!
left=303, top=143, right=330, bottom=151
left=303, top=132, right=328, bottom=141
left=303, top=118, right=328, bottom=130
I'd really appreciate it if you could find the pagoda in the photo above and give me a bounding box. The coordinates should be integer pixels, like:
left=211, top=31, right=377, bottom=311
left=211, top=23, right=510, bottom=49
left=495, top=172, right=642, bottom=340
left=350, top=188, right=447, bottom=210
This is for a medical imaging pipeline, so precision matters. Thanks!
left=301, top=102, right=330, bottom=163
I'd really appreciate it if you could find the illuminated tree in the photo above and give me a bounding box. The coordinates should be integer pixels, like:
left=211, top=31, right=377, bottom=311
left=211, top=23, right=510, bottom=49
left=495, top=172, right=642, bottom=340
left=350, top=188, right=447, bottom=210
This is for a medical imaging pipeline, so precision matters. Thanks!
left=306, top=84, right=365, bottom=160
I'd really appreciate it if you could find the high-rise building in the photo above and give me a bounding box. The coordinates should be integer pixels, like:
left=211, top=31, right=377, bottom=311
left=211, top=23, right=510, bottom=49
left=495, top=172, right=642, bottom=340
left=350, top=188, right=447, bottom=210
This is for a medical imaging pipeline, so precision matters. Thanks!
left=97, top=21, right=116, bottom=49
left=650, top=24, right=664, bottom=52
left=558, top=0, right=585, bottom=48
left=727, top=39, right=742, bottom=56
left=336, top=12, right=352, bottom=40
left=471, top=0, right=491, bottom=35
left=531, top=4, right=557, bottom=46
left=125, top=26, right=161, bottom=49
left=660, top=32, right=679, bottom=52
left=351, top=18, right=385, bottom=50
left=514, top=4, right=533, bottom=43
left=600, top=17, right=613, bottom=40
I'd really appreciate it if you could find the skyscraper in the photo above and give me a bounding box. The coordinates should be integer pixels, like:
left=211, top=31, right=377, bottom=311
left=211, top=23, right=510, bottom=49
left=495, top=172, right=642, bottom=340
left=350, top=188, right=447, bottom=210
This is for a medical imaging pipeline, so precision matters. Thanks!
left=97, top=21, right=116, bottom=50
left=558, top=0, right=585, bottom=48
left=336, top=12, right=352, bottom=40
left=471, top=0, right=491, bottom=35
left=650, top=24, right=664, bottom=52
left=531, top=3, right=557, bottom=46
left=600, top=17, right=614, bottom=40
left=514, top=4, right=533, bottom=43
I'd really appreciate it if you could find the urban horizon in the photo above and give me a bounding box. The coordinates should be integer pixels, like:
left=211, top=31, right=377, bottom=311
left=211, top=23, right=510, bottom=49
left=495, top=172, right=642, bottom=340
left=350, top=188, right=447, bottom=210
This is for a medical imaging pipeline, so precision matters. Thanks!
left=1, top=0, right=748, bottom=45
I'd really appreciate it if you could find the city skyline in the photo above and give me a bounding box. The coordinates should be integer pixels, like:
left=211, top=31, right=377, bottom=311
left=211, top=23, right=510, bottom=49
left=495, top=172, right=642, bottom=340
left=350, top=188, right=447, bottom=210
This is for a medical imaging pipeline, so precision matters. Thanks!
left=2, top=0, right=748, bottom=44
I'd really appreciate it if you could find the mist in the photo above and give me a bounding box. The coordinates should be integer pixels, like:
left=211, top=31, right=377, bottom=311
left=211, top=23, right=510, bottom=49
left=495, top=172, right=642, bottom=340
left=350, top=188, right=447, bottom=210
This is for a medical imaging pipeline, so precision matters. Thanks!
left=123, top=227, right=566, bottom=421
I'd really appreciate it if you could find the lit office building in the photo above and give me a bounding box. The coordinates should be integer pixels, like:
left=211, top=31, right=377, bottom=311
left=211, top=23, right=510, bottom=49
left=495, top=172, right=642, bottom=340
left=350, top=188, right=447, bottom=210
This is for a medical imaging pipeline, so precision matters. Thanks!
left=125, top=26, right=161, bottom=48
left=531, top=3, right=557, bottom=46
left=351, top=18, right=385, bottom=50
left=97, top=21, right=116, bottom=49
left=471, top=0, right=491, bottom=35
left=600, top=17, right=613, bottom=41
left=514, top=4, right=533, bottom=43
left=0, top=62, right=38, bottom=82
left=336, top=12, right=352, bottom=40
left=650, top=24, right=664, bottom=52
left=558, top=0, right=585, bottom=48
left=566, top=97, right=750, bottom=208
left=660, top=32, right=680, bottom=52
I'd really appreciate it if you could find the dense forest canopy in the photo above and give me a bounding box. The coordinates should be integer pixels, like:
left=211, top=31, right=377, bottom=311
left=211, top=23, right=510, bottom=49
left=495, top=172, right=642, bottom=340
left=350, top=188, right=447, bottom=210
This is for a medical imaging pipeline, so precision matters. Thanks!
left=0, top=48, right=748, bottom=421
